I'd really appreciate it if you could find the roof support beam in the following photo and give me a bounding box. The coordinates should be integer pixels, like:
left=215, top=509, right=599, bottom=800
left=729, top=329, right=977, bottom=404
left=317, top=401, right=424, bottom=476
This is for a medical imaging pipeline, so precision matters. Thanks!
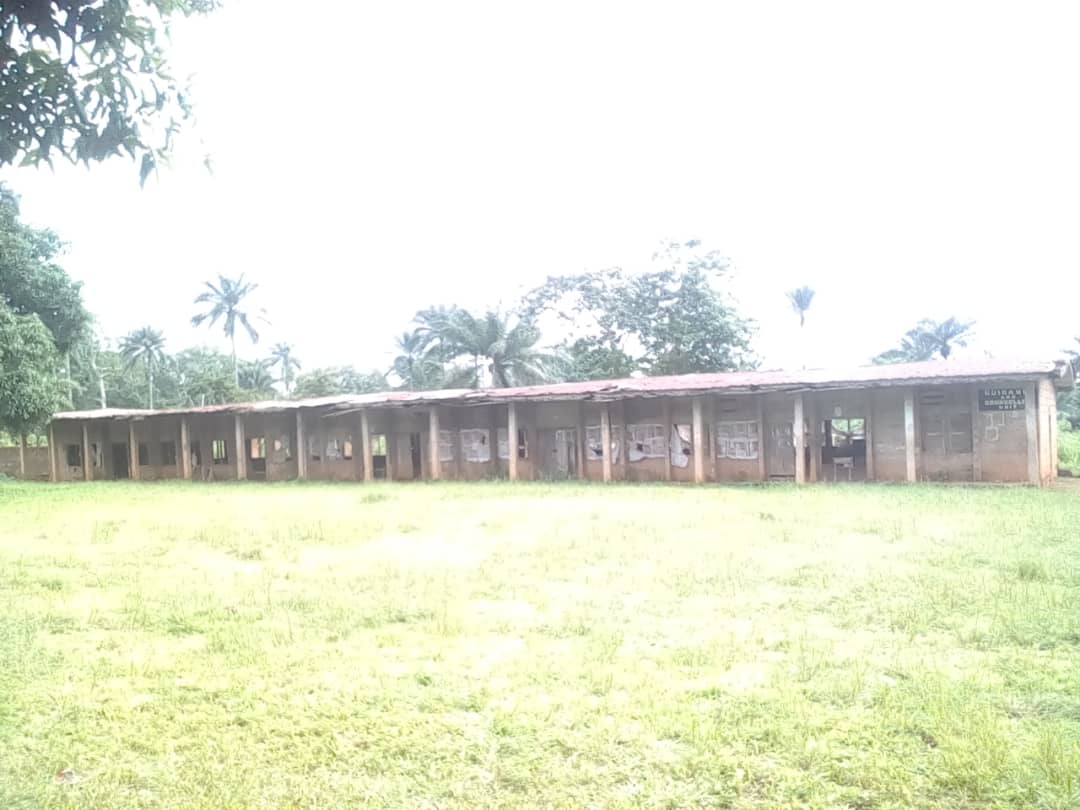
left=429, top=406, right=441, bottom=481
left=793, top=394, right=805, bottom=484
left=904, top=389, right=917, bottom=482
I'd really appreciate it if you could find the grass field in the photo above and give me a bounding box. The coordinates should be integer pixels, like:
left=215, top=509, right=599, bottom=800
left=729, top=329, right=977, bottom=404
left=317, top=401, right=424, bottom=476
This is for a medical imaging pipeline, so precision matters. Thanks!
left=1, top=481, right=1079, bottom=809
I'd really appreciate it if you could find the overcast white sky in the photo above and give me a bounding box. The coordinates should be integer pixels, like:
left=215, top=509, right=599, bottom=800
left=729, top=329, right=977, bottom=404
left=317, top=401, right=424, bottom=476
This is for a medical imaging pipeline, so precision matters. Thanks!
left=5, top=1, right=1079, bottom=373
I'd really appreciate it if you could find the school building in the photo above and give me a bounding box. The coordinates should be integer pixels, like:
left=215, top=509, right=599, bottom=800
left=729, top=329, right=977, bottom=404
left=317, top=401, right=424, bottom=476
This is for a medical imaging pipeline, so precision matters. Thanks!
left=37, top=359, right=1072, bottom=486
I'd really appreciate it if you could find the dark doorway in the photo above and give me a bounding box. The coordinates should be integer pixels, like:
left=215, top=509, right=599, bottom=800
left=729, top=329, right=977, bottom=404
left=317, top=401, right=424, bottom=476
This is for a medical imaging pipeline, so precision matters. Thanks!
left=111, top=443, right=129, bottom=480
left=409, top=433, right=422, bottom=479
left=249, top=436, right=267, bottom=480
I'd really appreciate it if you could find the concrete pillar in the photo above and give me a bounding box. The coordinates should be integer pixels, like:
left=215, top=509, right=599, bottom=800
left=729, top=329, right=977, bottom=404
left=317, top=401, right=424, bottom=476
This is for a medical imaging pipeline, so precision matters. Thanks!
left=600, top=403, right=613, bottom=483
left=661, top=399, right=673, bottom=482
left=128, top=420, right=139, bottom=481
left=756, top=396, right=767, bottom=480
left=296, top=411, right=308, bottom=481
left=864, top=394, right=875, bottom=481
left=1025, top=381, right=1039, bottom=485
left=692, top=396, right=705, bottom=484
left=1049, top=382, right=1059, bottom=483
left=507, top=403, right=519, bottom=481
left=904, top=389, right=917, bottom=482
left=235, top=414, right=247, bottom=481
left=360, top=410, right=373, bottom=482
left=48, top=423, right=57, bottom=482
left=793, top=395, right=805, bottom=484
left=970, top=385, right=982, bottom=482
left=385, top=414, right=396, bottom=482
left=1037, top=379, right=1055, bottom=485
left=429, top=406, right=441, bottom=481
left=615, top=400, right=628, bottom=481
left=807, top=398, right=819, bottom=483
left=180, top=416, right=192, bottom=480
left=82, top=422, right=92, bottom=482
left=575, top=403, right=586, bottom=480
left=18, top=434, right=26, bottom=479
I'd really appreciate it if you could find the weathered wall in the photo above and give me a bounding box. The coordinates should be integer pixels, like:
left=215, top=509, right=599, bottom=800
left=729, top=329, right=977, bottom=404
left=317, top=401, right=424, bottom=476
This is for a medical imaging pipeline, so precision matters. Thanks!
left=187, top=414, right=238, bottom=481
left=975, top=381, right=1033, bottom=483
left=1037, top=379, right=1056, bottom=484
left=870, top=389, right=907, bottom=482
left=0, top=446, right=50, bottom=479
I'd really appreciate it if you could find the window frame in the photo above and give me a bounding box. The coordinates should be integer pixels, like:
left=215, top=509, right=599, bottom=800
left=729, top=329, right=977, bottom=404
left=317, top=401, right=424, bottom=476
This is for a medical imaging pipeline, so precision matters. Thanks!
left=211, top=438, right=229, bottom=465
left=715, top=420, right=760, bottom=460
left=627, top=423, right=666, bottom=460
left=160, top=441, right=177, bottom=466
left=460, top=428, right=491, bottom=463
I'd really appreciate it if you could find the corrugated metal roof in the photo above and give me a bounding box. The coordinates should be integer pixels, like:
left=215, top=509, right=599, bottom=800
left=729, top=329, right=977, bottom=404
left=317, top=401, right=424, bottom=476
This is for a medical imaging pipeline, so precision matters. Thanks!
left=52, top=358, right=1071, bottom=421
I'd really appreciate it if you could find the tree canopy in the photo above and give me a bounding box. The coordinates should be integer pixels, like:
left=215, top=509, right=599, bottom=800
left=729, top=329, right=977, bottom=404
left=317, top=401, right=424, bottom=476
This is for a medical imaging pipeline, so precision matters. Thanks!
left=292, top=367, right=388, bottom=398
left=0, top=301, right=62, bottom=436
left=0, top=185, right=88, bottom=353
left=191, top=274, right=263, bottom=385
left=0, top=0, right=217, bottom=180
left=524, top=240, right=756, bottom=378
left=873, top=318, right=975, bottom=364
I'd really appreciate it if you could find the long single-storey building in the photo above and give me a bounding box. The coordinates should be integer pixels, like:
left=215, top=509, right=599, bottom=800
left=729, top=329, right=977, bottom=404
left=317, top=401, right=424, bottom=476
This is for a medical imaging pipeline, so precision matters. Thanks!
left=42, top=359, right=1071, bottom=486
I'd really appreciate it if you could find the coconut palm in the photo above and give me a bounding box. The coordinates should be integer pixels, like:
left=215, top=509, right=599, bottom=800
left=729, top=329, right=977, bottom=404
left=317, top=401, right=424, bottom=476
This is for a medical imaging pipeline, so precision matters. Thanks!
left=119, top=326, right=166, bottom=408
left=267, top=342, right=301, bottom=395
left=237, top=360, right=278, bottom=399
left=786, top=286, right=815, bottom=328
left=191, top=274, right=263, bottom=386
left=415, top=307, right=567, bottom=388
left=391, top=329, right=445, bottom=390
left=874, top=318, right=975, bottom=364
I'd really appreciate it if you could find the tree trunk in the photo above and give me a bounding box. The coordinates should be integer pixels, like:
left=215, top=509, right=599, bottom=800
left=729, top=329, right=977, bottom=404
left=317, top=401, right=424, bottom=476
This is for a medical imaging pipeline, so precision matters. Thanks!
left=64, top=353, right=73, bottom=407
left=18, top=433, right=26, bottom=478
left=232, top=333, right=239, bottom=387
left=88, top=347, right=107, bottom=407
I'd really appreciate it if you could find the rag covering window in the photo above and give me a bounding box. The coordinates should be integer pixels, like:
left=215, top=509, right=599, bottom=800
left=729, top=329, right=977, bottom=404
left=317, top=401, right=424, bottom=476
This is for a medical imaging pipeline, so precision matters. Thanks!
left=627, top=424, right=666, bottom=461
left=585, top=425, right=622, bottom=462
left=460, top=429, right=491, bottom=463
left=438, top=430, right=455, bottom=462
left=715, top=420, right=759, bottom=460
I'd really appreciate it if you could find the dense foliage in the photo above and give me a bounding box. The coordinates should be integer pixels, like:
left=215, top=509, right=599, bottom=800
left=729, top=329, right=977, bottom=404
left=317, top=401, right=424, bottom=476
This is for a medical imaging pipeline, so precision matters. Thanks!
left=0, top=0, right=217, bottom=180
left=873, top=318, right=975, bottom=364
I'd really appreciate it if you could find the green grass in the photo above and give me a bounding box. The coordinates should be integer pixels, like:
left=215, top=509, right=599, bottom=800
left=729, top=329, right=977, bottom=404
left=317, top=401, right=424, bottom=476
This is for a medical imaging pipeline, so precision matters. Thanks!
left=1058, top=422, right=1080, bottom=475
left=1, top=481, right=1080, bottom=808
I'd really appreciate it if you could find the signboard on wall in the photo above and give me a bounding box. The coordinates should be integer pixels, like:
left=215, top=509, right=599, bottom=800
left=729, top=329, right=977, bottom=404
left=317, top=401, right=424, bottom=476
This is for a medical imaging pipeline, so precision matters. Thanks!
left=979, top=387, right=1026, bottom=412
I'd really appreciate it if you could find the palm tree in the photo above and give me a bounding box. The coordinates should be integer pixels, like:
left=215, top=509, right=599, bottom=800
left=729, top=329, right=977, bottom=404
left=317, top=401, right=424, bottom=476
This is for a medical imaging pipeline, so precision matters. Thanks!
left=119, top=326, right=166, bottom=408
left=787, top=286, right=815, bottom=328
left=391, top=329, right=445, bottom=390
left=237, top=360, right=278, bottom=399
left=924, top=317, right=974, bottom=359
left=191, top=274, right=263, bottom=386
left=415, top=307, right=566, bottom=388
left=874, top=318, right=974, bottom=364
left=267, top=342, right=301, bottom=395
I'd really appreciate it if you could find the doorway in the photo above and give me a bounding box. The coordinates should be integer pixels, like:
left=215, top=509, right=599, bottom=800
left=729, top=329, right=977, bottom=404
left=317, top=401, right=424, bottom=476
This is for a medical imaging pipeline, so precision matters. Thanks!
left=766, top=422, right=795, bottom=478
left=111, top=443, right=129, bottom=480
left=249, top=436, right=267, bottom=480
left=823, top=418, right=866, bottom=481
left=540, top=428, right=577, bottom=479
left=409, top=433, right=423, bottom=479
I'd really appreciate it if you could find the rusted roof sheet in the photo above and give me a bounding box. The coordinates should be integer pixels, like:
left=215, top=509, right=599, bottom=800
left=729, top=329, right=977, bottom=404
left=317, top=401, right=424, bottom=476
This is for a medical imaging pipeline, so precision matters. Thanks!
left=51, top=358, right=1071, bottom=421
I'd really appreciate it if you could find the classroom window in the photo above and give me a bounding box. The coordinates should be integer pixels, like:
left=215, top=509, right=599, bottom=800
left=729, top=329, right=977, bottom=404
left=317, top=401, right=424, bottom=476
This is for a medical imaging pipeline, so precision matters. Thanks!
left=829, top=418, right=865, bottom=449
left=372, top=434, right=388, bottom=456
left=273, top=435, right=292, bottom=461
left=212, top=439, right=229, bottom=464
left=249, top=437, right=266, bottom=460
left=715, top=421, right=759, bottom=460
left=922, top=411, right=972, bottom=453
left=326, top=438, right=343, bottom=461
left=438, top=430, right=454, bottom=462
left=343, top=437, right=353, bottom=460
left=308, top=436, right=321, bottom=461
left=190, top=441, right=201, bottom=467
left=674, top=424, right=693, bottom=456
left=138, top=442, right=151, bottom=466
left=65, top=444, right=82, bottom=467
left=161, top=441, right=177, bottom=466
left=585, top=425, right=621, bottom=462
left=496, top=428, right=528, bottom=460
left=627, top=423, right=666, bottom=460
left=460, top=429, right=491, bottom=463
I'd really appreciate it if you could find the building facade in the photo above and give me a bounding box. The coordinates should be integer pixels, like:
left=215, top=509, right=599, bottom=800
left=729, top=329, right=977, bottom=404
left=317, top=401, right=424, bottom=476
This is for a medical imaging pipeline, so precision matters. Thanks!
left=44, top=359, right=1071, bottom=486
